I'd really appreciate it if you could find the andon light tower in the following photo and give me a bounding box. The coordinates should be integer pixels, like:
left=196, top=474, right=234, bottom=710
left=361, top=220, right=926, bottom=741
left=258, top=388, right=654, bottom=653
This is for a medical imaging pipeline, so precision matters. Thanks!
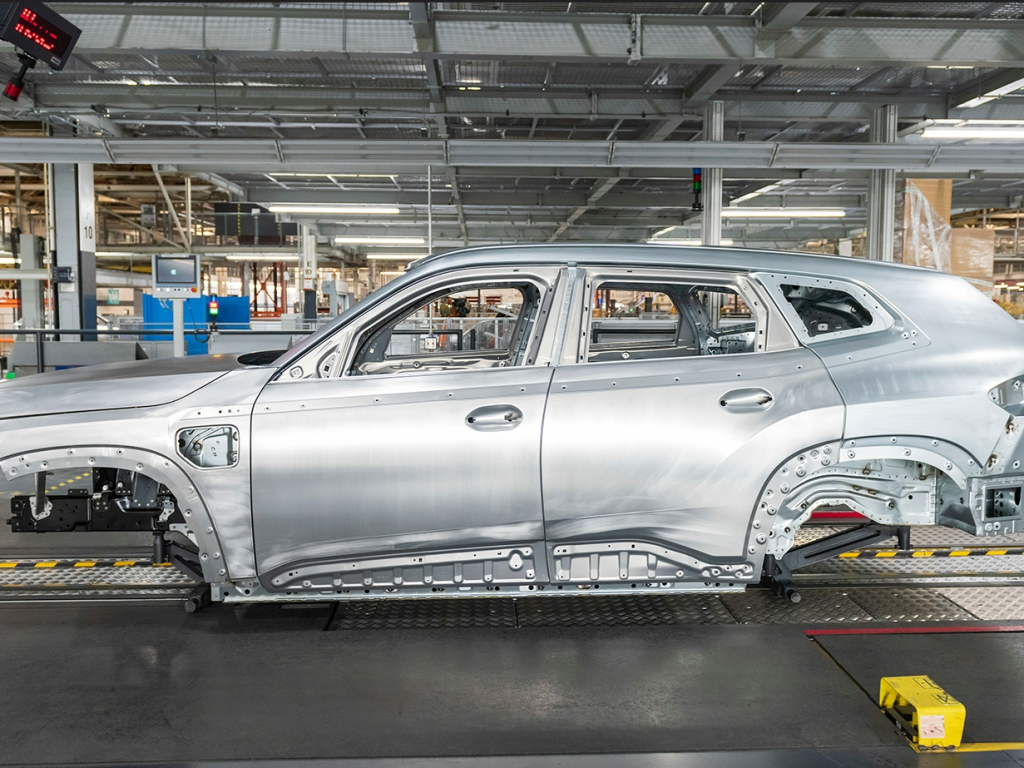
left=0, top=2, right=82, bottom=101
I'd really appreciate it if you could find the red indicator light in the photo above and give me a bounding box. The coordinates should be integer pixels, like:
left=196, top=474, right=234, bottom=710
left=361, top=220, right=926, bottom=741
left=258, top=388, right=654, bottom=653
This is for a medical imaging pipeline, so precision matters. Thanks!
left=2, top=80, right=22, bottom=100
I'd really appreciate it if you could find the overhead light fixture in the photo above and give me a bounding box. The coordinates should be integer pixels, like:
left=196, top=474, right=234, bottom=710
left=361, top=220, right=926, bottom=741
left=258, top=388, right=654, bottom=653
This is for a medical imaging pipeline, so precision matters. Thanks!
left=922, top=127, right=1024, bottom=139
left=647, top=239, right=734, bottom=246
left=267, top=173, right=395, bottom=179
left=0, top=257, right=22, bottom=265
left=224, top=254, right=300, bottom=261
left=364, top=253, right=429, bottom=260
left=267, top=204, right=400, bottom=215
left=335, top=236, right=425, bottom=245
left=721, top=208, right=846, bottom=218
left=956, top=76, right=1024, bottom=108
left=379, top=270, right=406, bottom=276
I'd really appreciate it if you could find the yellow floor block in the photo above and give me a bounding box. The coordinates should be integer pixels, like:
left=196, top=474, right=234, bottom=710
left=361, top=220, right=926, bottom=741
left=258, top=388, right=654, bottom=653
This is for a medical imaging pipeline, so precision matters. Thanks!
left=879, top=675, right=966, bottom=749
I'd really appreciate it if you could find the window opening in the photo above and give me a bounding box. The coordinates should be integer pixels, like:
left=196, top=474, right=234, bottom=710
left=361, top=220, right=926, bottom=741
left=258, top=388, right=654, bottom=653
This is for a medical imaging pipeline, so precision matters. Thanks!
left=780, top=284, right=873, bottom=337
left=588, top=282, right=757, bottom=362
left=351, top=282, right=541, bottom=376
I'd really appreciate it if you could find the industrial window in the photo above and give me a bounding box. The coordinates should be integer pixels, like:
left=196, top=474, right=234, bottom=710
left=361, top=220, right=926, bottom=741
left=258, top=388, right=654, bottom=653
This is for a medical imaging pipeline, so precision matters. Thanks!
left=780, top=284, right=873, bottom=338
left=350, top=282, right=541, bottom=376
left=587, top=282, right=757, bottom=363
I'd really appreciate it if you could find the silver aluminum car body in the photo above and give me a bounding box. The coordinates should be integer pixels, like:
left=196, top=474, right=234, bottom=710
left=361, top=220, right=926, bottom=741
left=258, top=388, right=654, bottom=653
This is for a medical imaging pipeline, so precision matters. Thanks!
left=2, top=244, right=1023, bottom=603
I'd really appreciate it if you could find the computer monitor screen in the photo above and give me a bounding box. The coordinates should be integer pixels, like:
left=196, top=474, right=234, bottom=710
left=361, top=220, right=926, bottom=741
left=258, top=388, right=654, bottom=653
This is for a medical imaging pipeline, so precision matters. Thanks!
left=155, top=256, right=197, bottom=285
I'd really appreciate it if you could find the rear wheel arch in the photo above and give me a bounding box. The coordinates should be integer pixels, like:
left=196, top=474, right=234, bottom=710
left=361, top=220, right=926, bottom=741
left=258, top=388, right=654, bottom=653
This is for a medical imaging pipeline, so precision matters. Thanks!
left=750, top=436, right=978, bottom=558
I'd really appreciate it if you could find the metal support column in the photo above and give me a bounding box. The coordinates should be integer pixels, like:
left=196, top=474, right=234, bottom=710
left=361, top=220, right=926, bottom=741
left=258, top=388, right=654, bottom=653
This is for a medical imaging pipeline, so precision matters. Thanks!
left=701, top=101, right=724, bottom=247
left=867, top=104, right=898, bottom=262
left=51, top=163, right=97, bottom=338
left=18, top=233, right=44, bottom=329
left=300, top=224, right=317, bottom=322
left=172, top=299, right=185, bottom=357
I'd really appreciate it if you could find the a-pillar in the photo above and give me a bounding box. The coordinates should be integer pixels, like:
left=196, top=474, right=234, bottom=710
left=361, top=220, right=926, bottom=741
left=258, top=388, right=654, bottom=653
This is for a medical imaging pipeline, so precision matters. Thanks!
left=701, top=101, right=724, bottom=246
left=300, top=224, right=318, bottom=322
left=50, top=163, right=97, bottom=336
left=867, top=104, right=897, bottom=262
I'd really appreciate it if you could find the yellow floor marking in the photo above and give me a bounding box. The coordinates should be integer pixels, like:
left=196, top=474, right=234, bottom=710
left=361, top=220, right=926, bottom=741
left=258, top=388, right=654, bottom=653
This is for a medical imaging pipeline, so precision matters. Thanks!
left=912, top=551, right=935, bottom=558
left=58, top=482, right=65, bottom=487
left=74, top=475, right=84, bottom=480
left=73, top=562, right=96, bottom=568
left=839, top=552, right=859, bottom=558
left=949, top=550, right=971, bottom=557
left=987, top=550, right=1008, bottom=556
left=875, top=551, right=897, bottom=558
left=151, top=562, right=173, bottom=567
left=33, top=562, right=58, bottom=568
left=113, top=560, right=136, bottom=567
left=0, top=562, right=17, bottom=568
left=48, top=486, right=57, bottom=491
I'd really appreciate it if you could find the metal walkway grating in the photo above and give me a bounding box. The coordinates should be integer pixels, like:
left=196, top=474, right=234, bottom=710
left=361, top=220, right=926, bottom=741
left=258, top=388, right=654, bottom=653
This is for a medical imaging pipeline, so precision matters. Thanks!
left=324, top=586, right=1024, bottom=630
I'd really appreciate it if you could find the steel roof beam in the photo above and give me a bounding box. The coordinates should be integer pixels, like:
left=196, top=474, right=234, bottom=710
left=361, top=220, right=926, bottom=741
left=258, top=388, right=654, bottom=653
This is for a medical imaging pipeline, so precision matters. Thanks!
left=23, top=8, right=1024, bottom=67
left=11, top=137, right=1024, bottom=173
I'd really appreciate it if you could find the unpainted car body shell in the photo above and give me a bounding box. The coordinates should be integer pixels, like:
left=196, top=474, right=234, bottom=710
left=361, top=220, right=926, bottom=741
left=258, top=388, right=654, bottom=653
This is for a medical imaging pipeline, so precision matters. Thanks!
left=1, top=245, right=1022, bottom=600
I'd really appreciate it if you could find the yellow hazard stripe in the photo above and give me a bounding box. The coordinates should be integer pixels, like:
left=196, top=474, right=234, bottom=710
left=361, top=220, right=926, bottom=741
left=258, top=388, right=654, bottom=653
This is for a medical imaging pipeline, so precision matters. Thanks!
left=73, top=562, right=96, bottom=568
left=113, top=560, right=136, bottom=567
left=0, top=562, right=16, bottom=569
left=911, top=551, right=934, bottom=558
left=33, top=562, right=58, bottom=568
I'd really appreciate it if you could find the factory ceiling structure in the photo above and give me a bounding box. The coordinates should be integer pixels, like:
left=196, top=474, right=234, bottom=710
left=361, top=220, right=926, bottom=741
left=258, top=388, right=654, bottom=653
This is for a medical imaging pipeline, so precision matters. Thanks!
left=4, top=2, right=1024, bottom=254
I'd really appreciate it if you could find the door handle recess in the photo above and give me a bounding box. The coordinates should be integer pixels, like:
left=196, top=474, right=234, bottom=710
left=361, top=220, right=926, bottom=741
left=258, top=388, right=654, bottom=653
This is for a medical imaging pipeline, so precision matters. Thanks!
left=466, top=405, right=524, bottom=431
left=719, top=387, right=774, bottom=412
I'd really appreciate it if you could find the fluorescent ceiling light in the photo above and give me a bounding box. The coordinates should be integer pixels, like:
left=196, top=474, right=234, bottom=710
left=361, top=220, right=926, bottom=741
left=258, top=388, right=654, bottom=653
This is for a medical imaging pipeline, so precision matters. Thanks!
left=721, top=208, right=845, bottom=218
left=365, top=253, right=428, bottom=260
left=267, top=204, right=400, bottom=215
left=225, top=254, right=300, bottom=261
left=268, top=173, right=395, bottom=179
left=956, top=76, right=1024, bottom=108
left=648, top=239, right=734, bottom=246
left=335, top=236, right=425, bottom=245
left=922, top=127, right=1024, bottom=139
left=0, top=257, right=22, bottom=265
left=380, top=270, right=406, bottom=276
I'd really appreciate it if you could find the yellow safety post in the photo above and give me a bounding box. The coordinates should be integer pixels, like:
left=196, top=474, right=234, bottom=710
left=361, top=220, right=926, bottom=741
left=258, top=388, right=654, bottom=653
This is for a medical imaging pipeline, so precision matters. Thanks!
left=879, top=676, right=966, bottom=750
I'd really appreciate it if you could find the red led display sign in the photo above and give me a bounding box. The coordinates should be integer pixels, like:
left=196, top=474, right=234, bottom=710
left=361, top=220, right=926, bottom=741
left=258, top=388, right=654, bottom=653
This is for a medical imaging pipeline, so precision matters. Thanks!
left=0, top=2, right=81, bottom=70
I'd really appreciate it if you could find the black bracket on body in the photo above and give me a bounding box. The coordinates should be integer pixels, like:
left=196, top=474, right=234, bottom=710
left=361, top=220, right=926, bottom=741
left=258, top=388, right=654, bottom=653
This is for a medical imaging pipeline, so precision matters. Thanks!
left=763, top=523, right=910, bottom=602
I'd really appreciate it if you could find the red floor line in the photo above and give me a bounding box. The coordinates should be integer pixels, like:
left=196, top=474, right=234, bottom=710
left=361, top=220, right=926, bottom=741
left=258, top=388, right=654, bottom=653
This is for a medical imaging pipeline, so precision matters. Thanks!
left=805, top=625, right=1024, bottom=636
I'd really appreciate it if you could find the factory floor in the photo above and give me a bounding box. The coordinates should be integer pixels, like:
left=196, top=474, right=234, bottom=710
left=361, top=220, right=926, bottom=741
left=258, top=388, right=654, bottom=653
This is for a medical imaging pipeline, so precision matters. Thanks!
left=4, top=598, right=1024, bottom=767
left=6, top=481, right=1024, bottom=766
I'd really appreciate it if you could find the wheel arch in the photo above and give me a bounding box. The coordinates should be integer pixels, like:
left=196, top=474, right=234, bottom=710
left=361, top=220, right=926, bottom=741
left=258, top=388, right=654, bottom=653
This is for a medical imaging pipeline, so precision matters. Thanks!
left=0, top=445, right=226, bottom=583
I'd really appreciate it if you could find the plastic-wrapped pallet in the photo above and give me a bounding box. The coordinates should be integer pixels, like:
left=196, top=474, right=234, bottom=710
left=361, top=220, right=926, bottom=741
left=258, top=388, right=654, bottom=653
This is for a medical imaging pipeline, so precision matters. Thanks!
left=893, top=179, right=952, bottom=272
left=951, top=228, right=995, bottom=296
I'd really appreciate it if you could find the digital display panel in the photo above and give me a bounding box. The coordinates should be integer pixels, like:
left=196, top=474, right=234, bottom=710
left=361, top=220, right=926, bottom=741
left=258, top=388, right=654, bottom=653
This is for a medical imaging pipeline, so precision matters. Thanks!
left=155, top=256, right=198, bottom=286
left=0, top=2, right=81, bottom=70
